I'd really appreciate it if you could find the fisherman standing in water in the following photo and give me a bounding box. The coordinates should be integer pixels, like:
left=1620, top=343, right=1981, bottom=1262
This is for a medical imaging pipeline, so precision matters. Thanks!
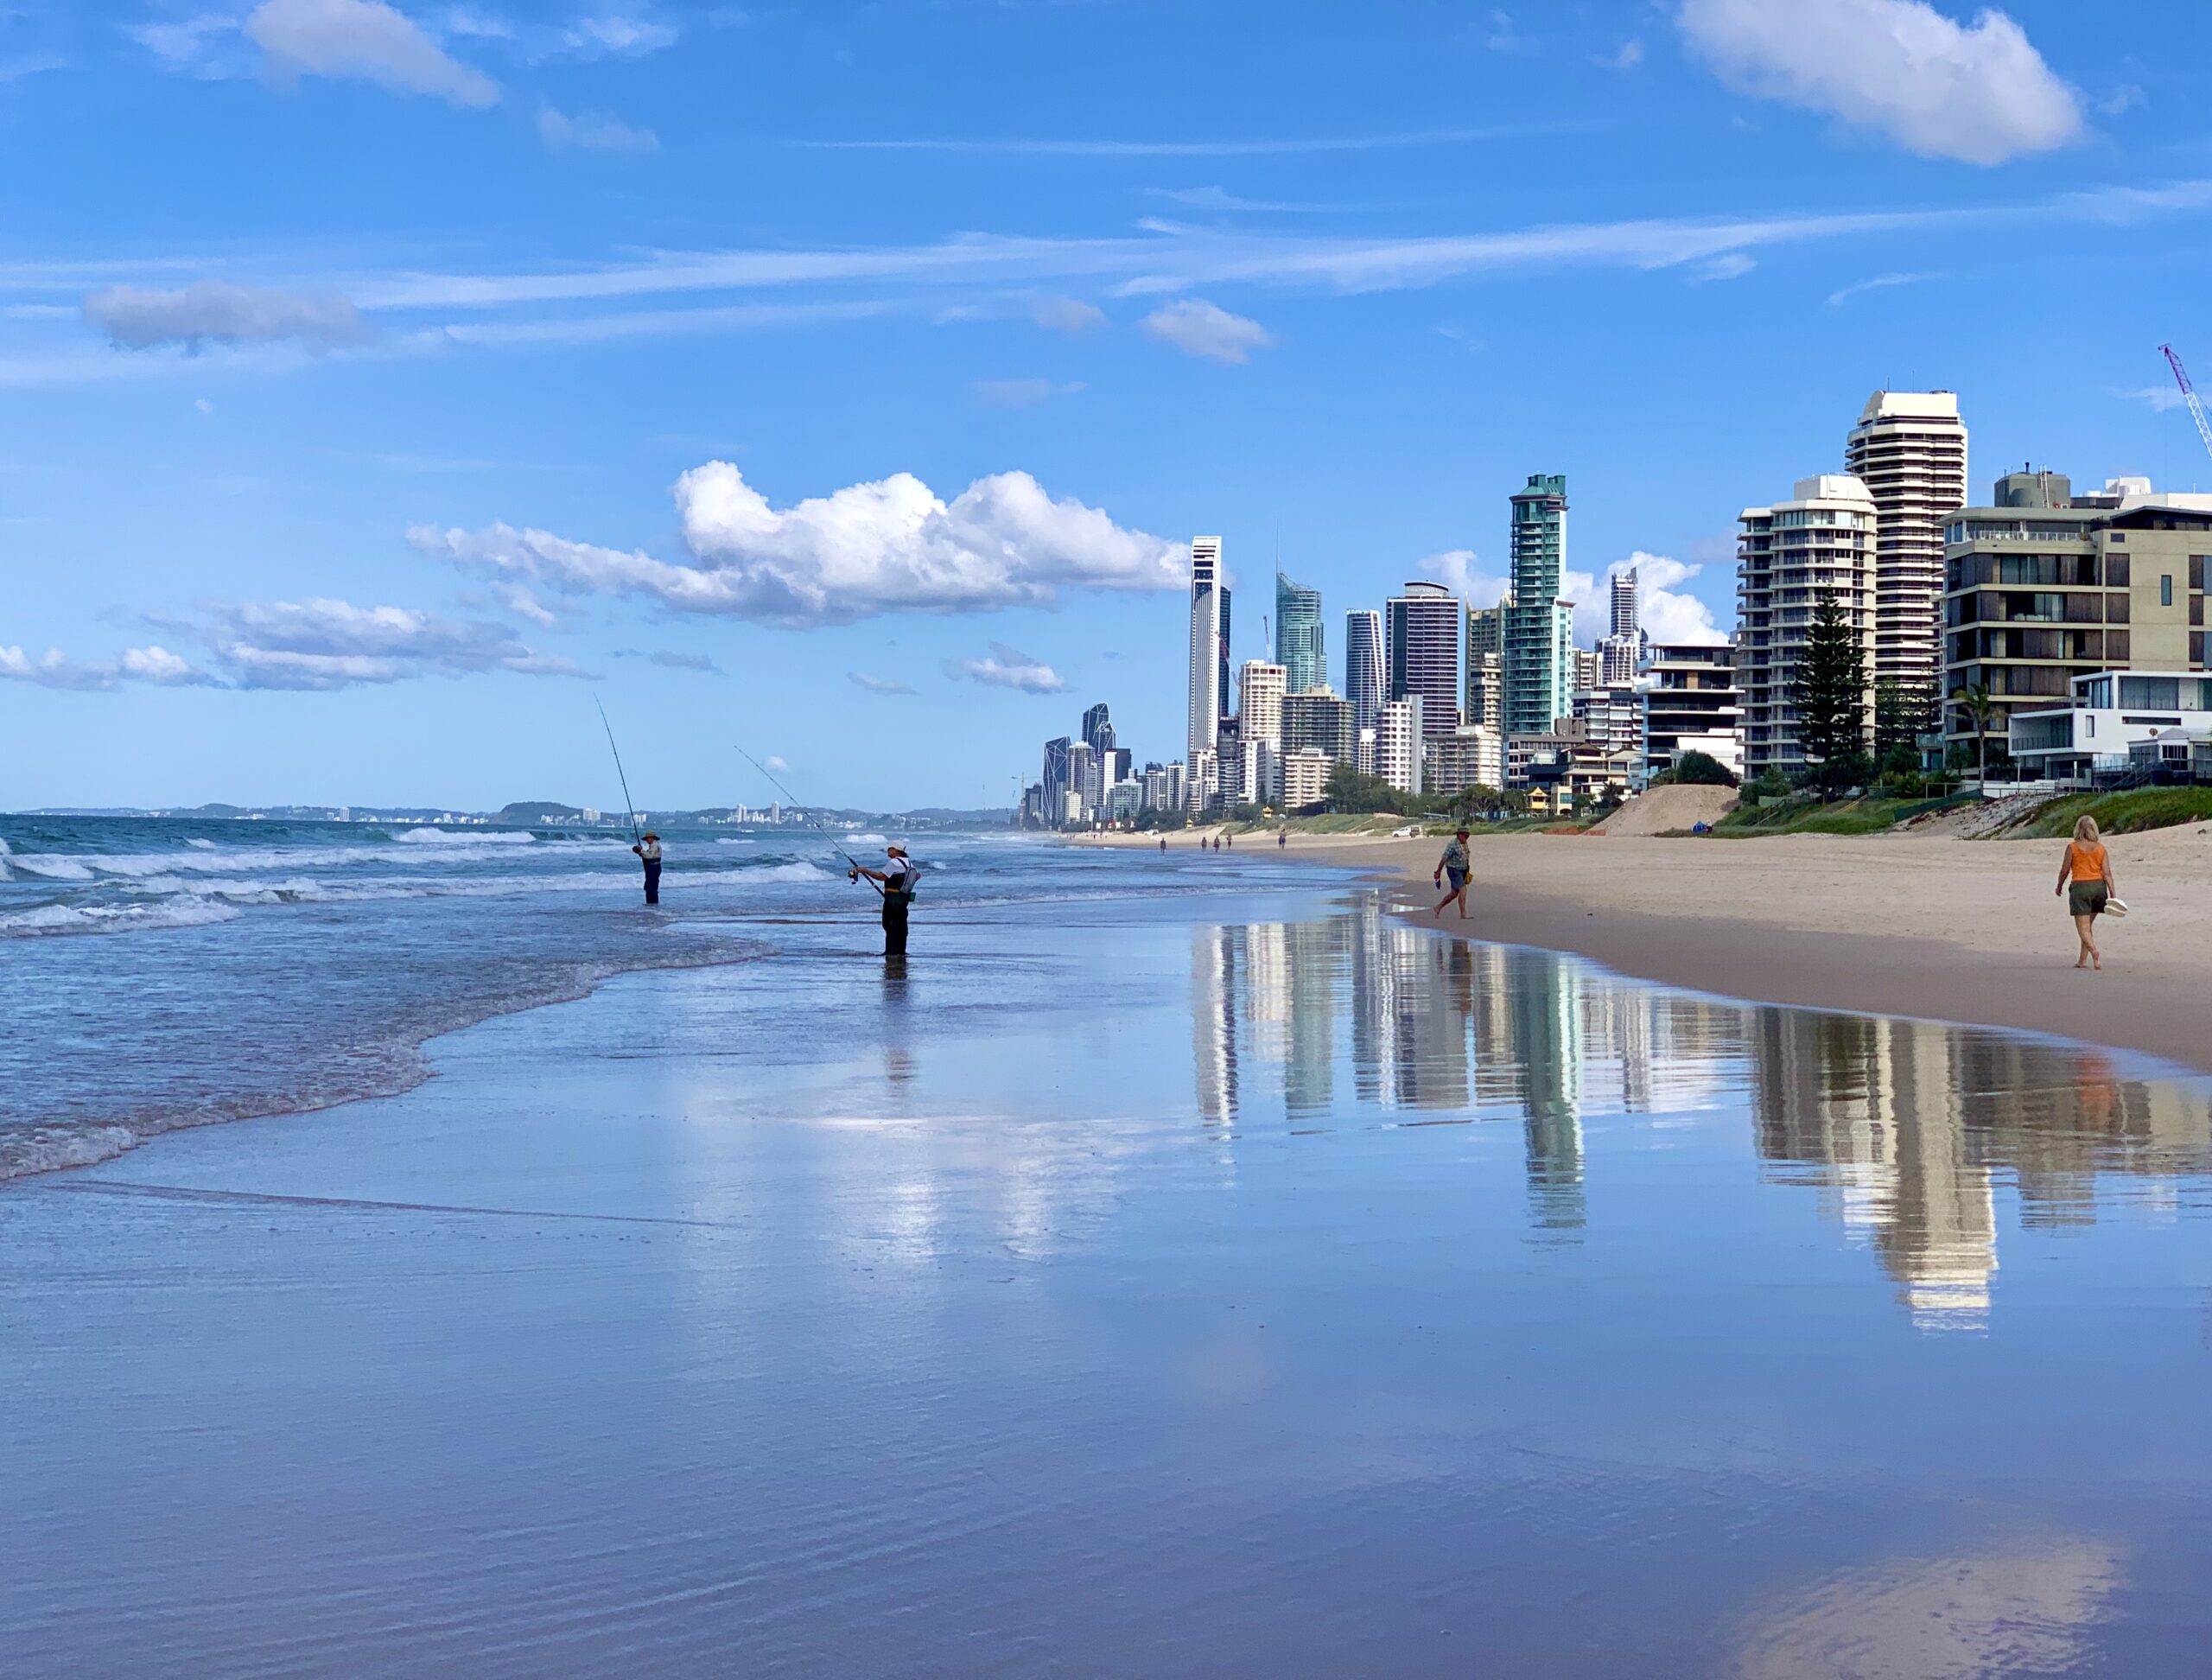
left=631, top=830, right=663, bottom=905
left=850, top=843, right=918, bottom=957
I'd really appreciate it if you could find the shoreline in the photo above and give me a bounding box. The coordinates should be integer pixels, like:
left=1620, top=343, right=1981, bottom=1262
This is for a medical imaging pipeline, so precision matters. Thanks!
left=1074, top=828, right=2212, bottom=1076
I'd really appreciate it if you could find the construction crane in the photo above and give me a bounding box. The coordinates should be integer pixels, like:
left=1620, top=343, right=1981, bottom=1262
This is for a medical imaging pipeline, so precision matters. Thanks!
left=2158, top=342, right=2212, bottom=467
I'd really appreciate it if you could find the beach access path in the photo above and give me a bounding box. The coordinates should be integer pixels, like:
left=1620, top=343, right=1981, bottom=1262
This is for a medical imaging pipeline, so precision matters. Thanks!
left=1080, top=824, right=2212, bottom=1075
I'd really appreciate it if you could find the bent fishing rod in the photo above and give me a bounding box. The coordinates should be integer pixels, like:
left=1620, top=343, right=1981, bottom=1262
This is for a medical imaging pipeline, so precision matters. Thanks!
left=733, top=743, right=883, bottom=898
left=594, top=697, right=643, bottom=846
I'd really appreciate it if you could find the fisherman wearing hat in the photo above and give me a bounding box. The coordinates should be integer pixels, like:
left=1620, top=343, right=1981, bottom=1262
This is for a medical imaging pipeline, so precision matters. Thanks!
left=849, top=842, right=918, bottom=957
left=631, top=830, right=663, bottom=905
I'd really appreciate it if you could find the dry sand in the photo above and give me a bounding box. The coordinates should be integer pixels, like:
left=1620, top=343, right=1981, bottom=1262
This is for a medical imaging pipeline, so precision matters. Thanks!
left=1084, top=821, right=2212, bottom=1073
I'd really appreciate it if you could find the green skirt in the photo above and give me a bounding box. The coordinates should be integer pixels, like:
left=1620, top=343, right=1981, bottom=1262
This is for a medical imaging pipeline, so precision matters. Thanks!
left=2068, top=881, right=2107, bottom=917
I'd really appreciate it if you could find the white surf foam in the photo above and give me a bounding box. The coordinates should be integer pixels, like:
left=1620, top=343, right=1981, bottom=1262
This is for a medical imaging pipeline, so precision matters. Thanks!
left=0, top=897, right=242, bottom=938
left=396, top=826, right=537, bottom=845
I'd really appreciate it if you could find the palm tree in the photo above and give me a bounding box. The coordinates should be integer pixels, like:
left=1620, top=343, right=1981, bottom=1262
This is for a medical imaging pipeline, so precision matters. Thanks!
left=1960, top=684, right=1998, bottom=788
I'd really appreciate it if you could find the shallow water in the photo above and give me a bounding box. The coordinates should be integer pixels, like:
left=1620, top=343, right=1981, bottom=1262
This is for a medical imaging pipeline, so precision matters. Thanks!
left=3, top=870, right=2209, bottom=1675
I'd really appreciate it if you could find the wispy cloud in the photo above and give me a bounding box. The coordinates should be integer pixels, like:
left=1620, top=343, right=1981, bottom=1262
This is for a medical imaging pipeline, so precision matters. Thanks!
left=849, top=671, right=915, bottom=695
left=616, top=647, right=723, bottom=673
left=793, top=126, right=1558, bottom=158
left=1827, top=270, right=1935, bottom=307
left=84, top=280, right=373, bottom=351
left=0, top=644, right=214, bottom=692
left=538, top=105, right=659, bottom=154
left=247, top=0, right=502, bottom=109
left=1141, top=298, right=1272, bottom=363
left=944, top=642, right=1068, bottom=694
left=1031, top=295, right=1108, bottom=334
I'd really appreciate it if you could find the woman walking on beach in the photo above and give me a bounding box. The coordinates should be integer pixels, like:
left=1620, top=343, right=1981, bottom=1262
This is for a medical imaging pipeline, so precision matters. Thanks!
left=2056, top=815, right=2117, bottom=970
left=1433, top=828, right=1472, bottom=920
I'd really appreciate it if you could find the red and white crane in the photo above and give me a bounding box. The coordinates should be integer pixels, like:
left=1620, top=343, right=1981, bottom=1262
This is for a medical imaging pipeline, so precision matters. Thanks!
left=2158, top=342, right=2212, bottom=467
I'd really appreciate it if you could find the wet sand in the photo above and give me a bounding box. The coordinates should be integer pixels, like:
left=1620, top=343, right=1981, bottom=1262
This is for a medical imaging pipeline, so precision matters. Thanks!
left=4, top=875, right=2210, bottom=1675
left=1088, top=827, right=2212, bottom=1075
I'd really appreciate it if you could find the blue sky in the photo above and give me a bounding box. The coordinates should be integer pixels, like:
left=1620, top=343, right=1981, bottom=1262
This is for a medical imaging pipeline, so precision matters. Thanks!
left=3, top=0, right=2211, bottom=811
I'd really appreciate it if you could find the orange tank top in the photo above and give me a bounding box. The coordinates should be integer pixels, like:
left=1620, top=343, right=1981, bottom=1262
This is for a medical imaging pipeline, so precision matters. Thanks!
left=2067, top=840, right=2106, bottom=882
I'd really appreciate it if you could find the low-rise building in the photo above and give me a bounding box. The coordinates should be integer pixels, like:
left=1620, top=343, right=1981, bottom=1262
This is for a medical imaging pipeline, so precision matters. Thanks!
left=1281, top=748, right=1333, bottom=811
left=1642, top=642, right=1744, bottom=780
left=2006, top=670, right=2212, bottom=782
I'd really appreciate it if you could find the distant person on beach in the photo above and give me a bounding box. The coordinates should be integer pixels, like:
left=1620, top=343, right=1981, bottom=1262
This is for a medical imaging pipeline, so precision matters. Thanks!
left=1278, top=830, right=1287, bottom=850
left=2056, top=816, right=2117, bottom=970
left=1160, top=837, right=1167, bottom=852
left=851, top=843, right=918, bottom=957
left=1433, top=828, right=1471, bottom=920
left=631, top=831, right=662, bottom=905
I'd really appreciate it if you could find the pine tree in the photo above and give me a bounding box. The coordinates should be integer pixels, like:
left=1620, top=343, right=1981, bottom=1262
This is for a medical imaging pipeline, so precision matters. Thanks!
left=1791, top=592, right=1867, bottom=778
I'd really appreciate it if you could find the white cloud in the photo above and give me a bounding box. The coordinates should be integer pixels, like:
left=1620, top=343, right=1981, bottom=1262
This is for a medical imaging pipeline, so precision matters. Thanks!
left=554, top=15, right=678, bottom=58
left=849, top=671, right=916, bottom=694
left=84, top=280, right=372, bottom=351
left=200, top=597, right=578, bottom=689
left=1421, top=549, right=1510, bottom=607
left=1689, top=251, right=1756, bottom=283
left=971, top=378, right=1084, bottom=408
left=246, top=0, right=500, bottom=108
left=1140, top=297, right=1273, bottom=364
left=1031, top=296, right=1109, bottom=334
left=194, top=398, right=216, bottom=415
left=1677, top=0, right=2082, bottom=165
left=538, top=105, right=659, bottom=153
left=1570, top=552, right=1730, bottom=646
left=1603, top=39, right=1644, bottom=71
left=492, top=580, right=558, bottom=625
left=616, top=647, right=722, bottom=673
left=1827, top=270, right=1933, bottom=306
left=764, top=754, right=788, bottom=773
left=410, top=462, right=1186, bottom=627
left=0, top=643, right=213, bottom=691
left=945, top=642, right=1068, bottom=694
left=442, top=7, right=515, bottom=39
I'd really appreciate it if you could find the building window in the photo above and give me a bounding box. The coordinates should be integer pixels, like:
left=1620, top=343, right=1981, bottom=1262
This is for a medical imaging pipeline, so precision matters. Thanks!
left=2163, top=575, right=2175, bottom=608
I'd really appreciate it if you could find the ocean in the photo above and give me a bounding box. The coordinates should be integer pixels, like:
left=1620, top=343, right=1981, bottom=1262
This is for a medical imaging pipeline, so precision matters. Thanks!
left=0, top=814, right=1269, bottom=1180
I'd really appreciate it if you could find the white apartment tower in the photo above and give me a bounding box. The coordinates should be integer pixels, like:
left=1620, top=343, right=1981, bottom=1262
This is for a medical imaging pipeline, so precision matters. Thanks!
left=1846, top=391, right=1967, bottom=700
left=1237, top=660, right=1287, bottom=750
left=1186, top=537, right=1224, bottom=767
left=1736, top=474, right=1879, bottom=779
left=1344, top=609, right=1384, bottom=739
left=1375, top=697, right=1424, bottom=795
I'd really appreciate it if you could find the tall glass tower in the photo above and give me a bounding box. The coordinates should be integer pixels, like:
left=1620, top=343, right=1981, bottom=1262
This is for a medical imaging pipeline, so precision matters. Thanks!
left=1504, top=473, right=1575, bottom=736
left=1344, top=609, right=1383, bottom=736
left=1274, top=572, right=1325, bottom=695
left=1186, top=538, right=1223, bottom=764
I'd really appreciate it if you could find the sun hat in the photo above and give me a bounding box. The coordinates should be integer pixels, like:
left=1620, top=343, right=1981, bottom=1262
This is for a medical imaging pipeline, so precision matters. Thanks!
left=887, top=842, right=908, bottom=856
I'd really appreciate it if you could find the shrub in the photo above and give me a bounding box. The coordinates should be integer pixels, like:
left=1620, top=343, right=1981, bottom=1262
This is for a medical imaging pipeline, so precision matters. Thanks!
left=1653, top=749, right=1738, bottom=788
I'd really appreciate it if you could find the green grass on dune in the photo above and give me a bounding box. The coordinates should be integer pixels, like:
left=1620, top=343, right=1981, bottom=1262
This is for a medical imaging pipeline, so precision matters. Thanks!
left=1710, top=797, right=1924, bottom=837
left=2011, top=786, right=2212, bottom=840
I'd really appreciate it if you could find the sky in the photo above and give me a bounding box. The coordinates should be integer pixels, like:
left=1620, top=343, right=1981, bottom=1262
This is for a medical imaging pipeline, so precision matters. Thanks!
left=4, top=0, right=2212, bottom=812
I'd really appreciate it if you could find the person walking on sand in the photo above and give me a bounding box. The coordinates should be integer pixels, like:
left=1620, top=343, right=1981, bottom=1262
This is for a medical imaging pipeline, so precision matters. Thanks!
left=631, top=830, right=663, bottom=905
left=851, top=843, right=919, bottom=958
left=2056, top=815, right=2118, bottom=970
left=1433, top=827, right=1472, bottom=920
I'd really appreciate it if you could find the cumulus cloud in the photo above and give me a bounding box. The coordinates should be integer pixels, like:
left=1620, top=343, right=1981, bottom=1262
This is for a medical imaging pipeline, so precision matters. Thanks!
left=849, top=671, right=916, bottom=694
left=0, top=644, right=213, bottom=691
left=945, top=642, right=1069, bottom=694
left=1568, top=552, right=1729, bottom=646
left=1677, top=0, right=2082, bottom=165
left=1421, top=549, right=1510, bottom=607
left=1032, top=296, right=1109, bottom=334
left=538, top=105, right=659, bottom=153
left=491, top=580, right=558, bottom=626
left=409, top=461, right=1186, bottom=627
left=83, top=280, right=373, bottom=352
left=1140, top=297, right=1273, bottom=364
left=971, top=378, right=1084, bottom=408
left=247, top=0, right=500, bottom=108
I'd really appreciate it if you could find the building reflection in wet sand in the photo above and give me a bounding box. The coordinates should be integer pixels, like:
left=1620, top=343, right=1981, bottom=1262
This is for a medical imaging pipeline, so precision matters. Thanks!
left=1192, top=897, right=2212, bottom=1327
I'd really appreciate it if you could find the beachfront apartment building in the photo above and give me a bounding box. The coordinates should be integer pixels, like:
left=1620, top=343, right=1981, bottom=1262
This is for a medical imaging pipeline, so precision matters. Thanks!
left=2008, top=671, right=2212, bottom=782
left=1282, top=688, right=1356, bottom=766
left=1387, top=583, right=1463, bottom=739
left=1505, top=474, right=1576, bottom=735
left=1847, top=391, right=1968, bottom=702
left=1238, top=660, right=1287, bottom=749
left=1736, top=474, right=1879, bottom=779
left=1281, top=747, right=1333, bottom=811
left=1940, top=471, right=2212, bottom=769
left=1425, top=726, right=1504, bottom=796
left=1640, top=642, right=1745, bottom=781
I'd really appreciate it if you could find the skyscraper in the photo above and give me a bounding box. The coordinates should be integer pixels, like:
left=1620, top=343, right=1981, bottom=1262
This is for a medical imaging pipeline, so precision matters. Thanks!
left=1600, top=570, right=1641, bottom=686
left=1344, top=609, right=1383, bottom=738
left=1275, top=573, right=1325, bottom=694
left=1376, top=697, right=1424, bottom=794
left=1386, top=582, right=1462, bottom=739
left=1237, top=660, right=1287, bottom=748
left=1505, top=474, right=1576, bottom=735
left=1218, top=585, right=1235, bottom=732
left=1846, top=391, right=1968, bottom=701
left=1081, top=702, right=1114, bottom=757
left=1610, top=568, right=1637, bottom=640
left=1187, top=537, right=1223, bottom=765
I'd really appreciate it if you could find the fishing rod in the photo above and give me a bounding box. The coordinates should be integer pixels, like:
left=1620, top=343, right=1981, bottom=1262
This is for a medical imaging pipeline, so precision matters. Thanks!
left=733, top=743, right=883, bottom=898
left=594, top=697, right=642, bottom=846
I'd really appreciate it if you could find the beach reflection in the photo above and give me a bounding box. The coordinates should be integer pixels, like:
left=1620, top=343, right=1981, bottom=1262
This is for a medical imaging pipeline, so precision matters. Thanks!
left=1192, top=898, right=2212, bottom=1327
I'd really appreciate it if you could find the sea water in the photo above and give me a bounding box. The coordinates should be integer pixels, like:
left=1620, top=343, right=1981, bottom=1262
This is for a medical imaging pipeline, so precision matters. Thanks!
left=0, top=816, right=1255, bottom=1178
